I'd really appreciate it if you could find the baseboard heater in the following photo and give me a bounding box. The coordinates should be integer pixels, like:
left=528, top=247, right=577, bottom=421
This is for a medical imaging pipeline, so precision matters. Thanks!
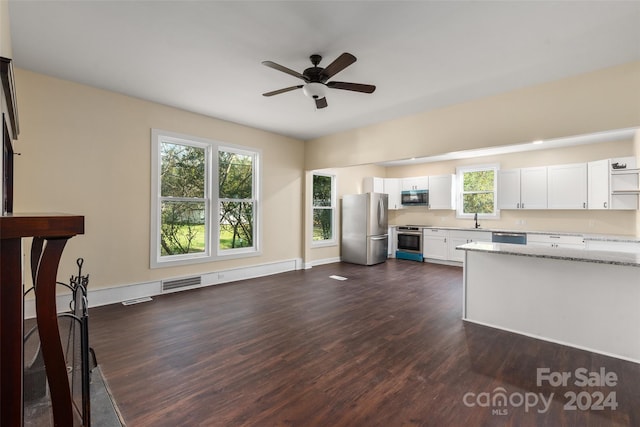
left=162, top=275, right=202, bottom=292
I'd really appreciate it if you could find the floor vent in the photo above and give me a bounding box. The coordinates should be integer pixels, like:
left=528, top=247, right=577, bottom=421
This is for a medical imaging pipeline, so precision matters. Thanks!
left=122, top=296, right=153, bottom=306
left=162, top=276, right=201, bottom=292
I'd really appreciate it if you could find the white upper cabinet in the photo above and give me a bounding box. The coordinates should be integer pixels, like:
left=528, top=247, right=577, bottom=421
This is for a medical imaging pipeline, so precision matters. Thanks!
left=547, top=163, right=588, bottom=210
left=521, top=167, right=548, bottom=209
left=363, top=176, right=403, bottom=210
left=587, top=159, right=610, bottom=210
left=363, top=176, right=384, bottom=194
left=384, top=178, right=403, bottom=210
left=402, top=176, right=429, bottom=191
left=497, top=169, right=520, bottom=209
left=427, top=174, right=456, bottom=210
left=498, top=167, right=547, bottom=209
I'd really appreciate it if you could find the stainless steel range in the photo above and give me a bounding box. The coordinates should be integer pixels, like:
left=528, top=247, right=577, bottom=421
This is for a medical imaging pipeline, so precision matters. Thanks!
left=396, top=225, right=425, bottom=261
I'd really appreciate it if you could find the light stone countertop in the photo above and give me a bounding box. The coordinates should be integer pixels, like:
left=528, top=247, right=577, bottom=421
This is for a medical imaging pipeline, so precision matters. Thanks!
left=457, top=241, right=640, bottom=268
left=390, top=225, right=640, bottom=243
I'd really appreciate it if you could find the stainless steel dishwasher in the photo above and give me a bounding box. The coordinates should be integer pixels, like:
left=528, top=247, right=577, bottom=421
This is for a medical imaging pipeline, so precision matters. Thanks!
left=491, top=232, right=527, bottom=245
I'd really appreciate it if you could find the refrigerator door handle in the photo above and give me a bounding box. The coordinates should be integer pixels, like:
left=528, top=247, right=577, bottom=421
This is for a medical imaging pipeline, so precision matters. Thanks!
left=378, top=198, right=387, bottom=228
left=370, top=235, right=387, bottom=241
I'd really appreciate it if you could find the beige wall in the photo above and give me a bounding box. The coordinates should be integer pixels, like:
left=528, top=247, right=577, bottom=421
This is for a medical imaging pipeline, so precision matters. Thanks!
left=14, top=69, right=305, bottom=290
left=305, top=61, right=640, bottom=170
left=10, top=65, right=640, bottom=279
left=386, top=139, right=637, bottom=236
left=0, top=1, right=11, bottom=58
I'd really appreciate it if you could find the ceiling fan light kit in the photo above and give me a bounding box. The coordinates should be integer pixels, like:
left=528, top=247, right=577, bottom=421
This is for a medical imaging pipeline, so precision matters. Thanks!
left=302, top=82, right=326, bottom=99
left=262, top=52, right=376, bottom=110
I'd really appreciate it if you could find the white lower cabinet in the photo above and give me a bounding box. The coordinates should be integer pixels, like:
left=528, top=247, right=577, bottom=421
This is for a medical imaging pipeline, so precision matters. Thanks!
left=527, top=233, right=585, bottom=249
left=422, top=229, right=448, bottom=260
left=422, top=229, right=491, bottom=263
left=447, top=230, right=493, bottom=262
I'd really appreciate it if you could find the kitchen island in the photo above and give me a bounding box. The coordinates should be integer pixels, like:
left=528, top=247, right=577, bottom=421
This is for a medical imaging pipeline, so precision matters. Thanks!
left=458, top=242, right=640, bottom=363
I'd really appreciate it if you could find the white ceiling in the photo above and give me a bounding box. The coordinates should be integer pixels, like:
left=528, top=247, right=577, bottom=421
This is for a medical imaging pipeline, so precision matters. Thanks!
left=8, top=1, right=640, bottom=141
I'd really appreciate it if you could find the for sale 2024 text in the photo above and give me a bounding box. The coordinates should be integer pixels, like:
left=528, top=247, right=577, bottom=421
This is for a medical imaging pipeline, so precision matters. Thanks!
left=537, top=367, right=618, bottom=411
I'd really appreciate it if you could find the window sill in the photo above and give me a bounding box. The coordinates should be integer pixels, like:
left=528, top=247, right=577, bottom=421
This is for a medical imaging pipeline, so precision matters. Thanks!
left=151, top=249, right=261, bottom=269
left=311, top=240, right=337, bottom=248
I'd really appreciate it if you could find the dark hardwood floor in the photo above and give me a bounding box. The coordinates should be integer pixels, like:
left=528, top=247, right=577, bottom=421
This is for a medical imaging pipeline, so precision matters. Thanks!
left=88, top=260, right=640, bottom=426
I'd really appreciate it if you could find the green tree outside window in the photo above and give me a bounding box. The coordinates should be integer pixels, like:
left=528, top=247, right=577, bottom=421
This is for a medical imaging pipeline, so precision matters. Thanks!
left=461, top=169, right=496, bottom=215
left=160, top=142, right=207, bottom=256
left=219, top=150, right=255, bottom=250
left=313, top=174, right=334, bottom=241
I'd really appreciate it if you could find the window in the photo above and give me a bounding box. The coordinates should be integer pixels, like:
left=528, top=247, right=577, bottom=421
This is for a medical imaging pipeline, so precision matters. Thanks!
left=312, top=172, right=336, bottom=245
left=456, top=164, right=498, bottom=218
left=151, top=130, right=260, bottom=267
left=218, top=148, right=257, bottom=253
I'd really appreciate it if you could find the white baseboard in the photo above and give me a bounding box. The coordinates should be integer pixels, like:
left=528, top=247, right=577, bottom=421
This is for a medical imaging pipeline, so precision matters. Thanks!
left=24, top=257, right=304, bottom=319
left=423, top=258, right=463, bottom=267
left=309, top=257, right=341, bottom=268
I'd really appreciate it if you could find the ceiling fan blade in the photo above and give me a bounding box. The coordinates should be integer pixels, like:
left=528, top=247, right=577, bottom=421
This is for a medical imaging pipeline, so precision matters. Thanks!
left=262, top=85, right=303, bottom=97
left=262, top=61, right=308, bottom=82
left=319, top=52, right=356, bottom=81
left=315, top=97, right=328, bottom=109
left=327, top=81, right=376, bottom=93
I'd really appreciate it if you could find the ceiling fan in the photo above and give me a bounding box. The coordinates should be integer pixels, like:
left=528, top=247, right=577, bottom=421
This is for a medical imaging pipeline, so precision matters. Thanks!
left=262, top=52, right=376, bottom=109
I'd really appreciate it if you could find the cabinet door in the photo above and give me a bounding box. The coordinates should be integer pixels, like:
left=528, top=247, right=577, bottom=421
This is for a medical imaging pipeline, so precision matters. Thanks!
left=363, top=177, right=384, bottom=194
left=587, top=160, right=610, bottom=210
left=402, top=177, right=417, bottom=191
left=402, top=176, right=428, bottom=191
left=498, top=169, right=521, bottom=209
left=428, top=174, right=455, bottom=210
left=448, top=236, right=468, bottom=262
left=527, top=234, right=585, bottom=249
left=388, top=226, right=397, bottom=256
left=422, top=229, right=448, bottom=260
left=448, top=230, right=492, bottom=262
left=547, top=163, right=587, bottom=209
left=384, top=178, right=403, bottom=210
left=520, top=167, right=547, bottom=209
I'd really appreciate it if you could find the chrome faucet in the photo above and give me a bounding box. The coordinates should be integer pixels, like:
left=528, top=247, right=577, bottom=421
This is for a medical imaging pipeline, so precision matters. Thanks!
left=474, top=213, right=480, bottom=229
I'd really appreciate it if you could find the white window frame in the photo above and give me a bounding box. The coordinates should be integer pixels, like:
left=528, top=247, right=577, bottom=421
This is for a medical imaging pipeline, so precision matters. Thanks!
left=217, top=145, right=260, bottom=257
left=456, top=164, right=500, bottom=219
left=311, top=172, right=337, bottom=247
left=151, top=129, right=261, bottom=268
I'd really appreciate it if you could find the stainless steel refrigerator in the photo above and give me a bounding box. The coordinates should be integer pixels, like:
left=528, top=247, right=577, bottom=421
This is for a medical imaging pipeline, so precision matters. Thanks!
left=341, top=192, right=389, bottom=265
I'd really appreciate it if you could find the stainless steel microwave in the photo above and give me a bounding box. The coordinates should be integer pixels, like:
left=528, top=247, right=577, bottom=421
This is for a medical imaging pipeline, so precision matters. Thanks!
left=401, top=189, right=429, bottom=206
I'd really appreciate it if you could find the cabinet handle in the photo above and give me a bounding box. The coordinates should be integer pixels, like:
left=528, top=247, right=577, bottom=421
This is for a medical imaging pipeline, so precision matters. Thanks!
left=521, top=203, right=525, bottom=209
left=583, top=202, right=586, bottom=209
left=604, top=202, right=607, bottom=208
left=517, top=202, right=520, bottom=209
